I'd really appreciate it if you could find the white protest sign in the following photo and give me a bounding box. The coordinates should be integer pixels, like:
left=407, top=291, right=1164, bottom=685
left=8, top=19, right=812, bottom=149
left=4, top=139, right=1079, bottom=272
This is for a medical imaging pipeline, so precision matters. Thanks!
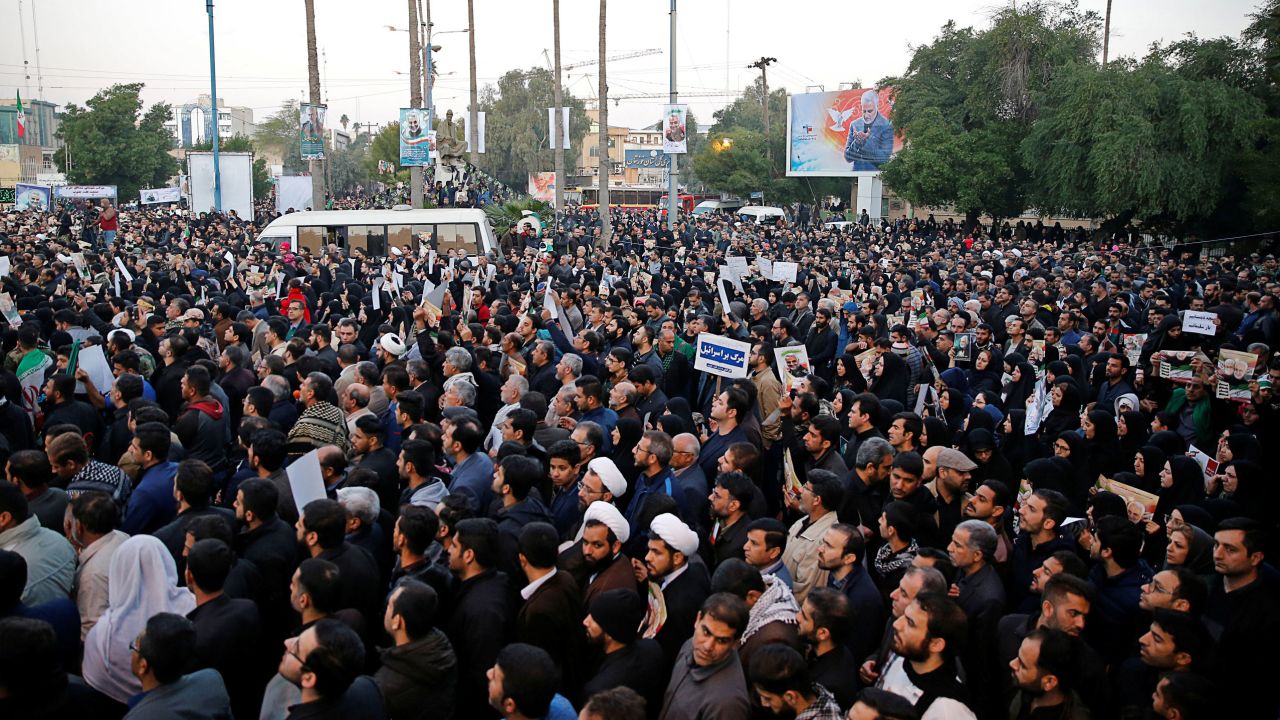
left=113, top=256, right=133, bottom=282
left=757, top=258, right=773, bottom=281
left=715, top=274, right=733, bottom=314
left=693, top=332, right=752, bottom=379
left=543, top=286, right=558, bottom=319
left=725, top=256, right=749, bottom=278
left=372, top=277, right=384, bottom=310
left=74, top=343, right=115, bottom=396
left=1182, top=310, right=1217, bottom=336
left=773, top=261, right=799, bottom=283
left=287, top=448, right=328, bottom=516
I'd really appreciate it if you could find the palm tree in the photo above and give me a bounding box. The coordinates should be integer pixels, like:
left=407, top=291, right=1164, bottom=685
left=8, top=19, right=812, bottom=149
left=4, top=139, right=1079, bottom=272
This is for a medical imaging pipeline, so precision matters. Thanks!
left=339, top=113, right=349, bottom=130
left=468, top=0, right=479, bottom=166
left=552, top=0, right=564, bottom=214
left=407, top=0, right=424, bottom=209
left=596, top=0, right=610, bottom=250
left=304, top=0, right=326, bottom=210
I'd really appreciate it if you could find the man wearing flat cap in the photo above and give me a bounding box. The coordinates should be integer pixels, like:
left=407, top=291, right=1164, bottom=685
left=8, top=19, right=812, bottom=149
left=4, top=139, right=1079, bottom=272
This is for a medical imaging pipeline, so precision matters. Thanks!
left=928, top=447, right=977, bottom=541
left=639, top=512, right=711, bottom=665
left=581, top=588, right=666, bottom=710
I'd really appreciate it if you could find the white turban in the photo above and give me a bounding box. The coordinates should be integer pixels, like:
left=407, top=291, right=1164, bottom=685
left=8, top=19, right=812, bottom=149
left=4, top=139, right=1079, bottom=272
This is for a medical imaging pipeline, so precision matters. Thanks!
left=380, top=333, right=407, bottom=357
left=582, top=501, right=629, bottom=544
left=650, top=513, right=698, bottom=557
left=588, top=458, right=627, bottom=497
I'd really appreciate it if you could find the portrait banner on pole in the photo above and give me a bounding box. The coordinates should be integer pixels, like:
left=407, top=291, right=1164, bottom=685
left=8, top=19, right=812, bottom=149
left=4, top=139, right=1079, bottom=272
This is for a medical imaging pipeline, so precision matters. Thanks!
left=300, top=103, right=327, bottom=160
left=399, top=108, right=434, bottom=166
left=662, top=104, right=688, bottom=154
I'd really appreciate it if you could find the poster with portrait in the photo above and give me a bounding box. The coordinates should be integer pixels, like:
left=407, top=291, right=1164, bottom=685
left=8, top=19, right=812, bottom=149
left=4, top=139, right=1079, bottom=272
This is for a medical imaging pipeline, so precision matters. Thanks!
left=662, top=104, right=688, bottom=154
left=528, top=172, right=556, bottom=203
left=1216, top=348, right=1258, bottom=402
left=786, top=88, right=903, bottom=177
left=399, top=108, right=434, bottom=166
left=774, top=346, right=810, bottom=390
left=300, top=103, right=327, bottom=160
left=140, top=186, right=182, bottom=205
left=954, top=332, right=975, bottom=363
left=14, top=183, right=51, bottom=211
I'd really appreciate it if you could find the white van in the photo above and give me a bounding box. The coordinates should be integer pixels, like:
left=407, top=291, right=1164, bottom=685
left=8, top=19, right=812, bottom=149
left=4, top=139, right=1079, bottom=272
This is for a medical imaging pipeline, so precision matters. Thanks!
left=738, top=205, right=789, bottom=225
left=257, top=207, right=497, bottom=260
left=692, top=199, right=745, bottom=217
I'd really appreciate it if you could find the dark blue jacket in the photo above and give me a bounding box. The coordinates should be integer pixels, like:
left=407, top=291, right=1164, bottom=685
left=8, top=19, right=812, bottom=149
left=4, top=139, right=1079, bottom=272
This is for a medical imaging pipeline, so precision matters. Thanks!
left=122, top=461, right=178, bottom=535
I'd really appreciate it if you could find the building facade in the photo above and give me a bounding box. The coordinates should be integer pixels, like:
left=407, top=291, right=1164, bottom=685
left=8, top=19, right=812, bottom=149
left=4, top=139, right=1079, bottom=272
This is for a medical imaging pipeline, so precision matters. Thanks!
left=0, top=97, right=63, bottom=185
left=163, top=95, right=255, bottom=147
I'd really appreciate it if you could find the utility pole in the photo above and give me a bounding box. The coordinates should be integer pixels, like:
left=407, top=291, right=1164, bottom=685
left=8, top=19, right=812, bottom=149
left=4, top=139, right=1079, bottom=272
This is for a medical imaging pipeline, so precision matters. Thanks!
left=304, top=0, right=326, bottom=211
left=666, top=0, right=678, bottom=231
left=467, top=0, right=478, bottom=166
left=407, top=0, right=424, bottom=209
left=552, top=0, right=565, bottom=215
left=1102, top=0, right=1113, bottom=64
left=749, top=56, right=776, bottom=168
left=206, top=0, right=222, bottom=211
left=596, top=0, right=610, bottom=250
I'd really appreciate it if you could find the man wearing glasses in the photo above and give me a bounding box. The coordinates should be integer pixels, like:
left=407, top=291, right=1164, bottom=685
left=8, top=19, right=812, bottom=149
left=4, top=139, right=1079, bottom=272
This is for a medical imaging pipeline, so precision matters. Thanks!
left=127, top=613, right=232, bottom=719
left=278, top=618, right=383, bottom=718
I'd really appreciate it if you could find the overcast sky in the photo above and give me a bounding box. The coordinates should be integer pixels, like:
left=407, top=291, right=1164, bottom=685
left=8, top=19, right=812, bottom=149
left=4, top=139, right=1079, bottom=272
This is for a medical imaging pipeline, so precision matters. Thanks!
left=1, top=0, right=1263, bottom=133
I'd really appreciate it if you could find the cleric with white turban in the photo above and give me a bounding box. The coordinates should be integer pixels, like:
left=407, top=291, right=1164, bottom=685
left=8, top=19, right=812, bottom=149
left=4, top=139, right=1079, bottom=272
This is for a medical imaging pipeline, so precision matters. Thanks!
left=580, top=500, right=630, bottom=544
left=649, top=512, right=699, bottom=557
left=587, top=457, right=628, bottom=498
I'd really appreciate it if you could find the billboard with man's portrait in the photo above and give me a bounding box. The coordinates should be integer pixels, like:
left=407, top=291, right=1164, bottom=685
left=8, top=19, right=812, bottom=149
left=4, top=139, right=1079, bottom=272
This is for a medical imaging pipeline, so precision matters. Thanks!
left=786, top=88, right=903, bottom=177
left=300, top=103, right=327, bottom=160
left=399, top=108, right=435, bottom=167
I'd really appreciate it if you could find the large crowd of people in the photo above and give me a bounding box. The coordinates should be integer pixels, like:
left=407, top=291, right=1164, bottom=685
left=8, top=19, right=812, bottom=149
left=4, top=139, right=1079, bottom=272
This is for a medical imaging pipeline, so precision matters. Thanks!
left=0, top=194, right=1277, bottom=720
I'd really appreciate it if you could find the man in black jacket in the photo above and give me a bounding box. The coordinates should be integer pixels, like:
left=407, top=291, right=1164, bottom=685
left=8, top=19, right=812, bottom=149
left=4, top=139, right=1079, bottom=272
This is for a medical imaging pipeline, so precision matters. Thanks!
left=515, top=522, right=583, bottom=692
left=233, top=478, right=299, bottom=640
left=375, top=580, right=458, bottom=720
left=581, top=588, right=666, bottom=710
left=185, top=538, right=264, bottom=720
left=444, top=518, right=511, bottom=719
left=296, top=499, right=382, bottom=627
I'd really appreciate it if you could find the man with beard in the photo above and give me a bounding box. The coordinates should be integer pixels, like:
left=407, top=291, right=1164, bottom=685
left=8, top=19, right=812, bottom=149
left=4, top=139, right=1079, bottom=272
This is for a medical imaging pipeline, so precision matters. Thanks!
left=794, top=587, right=859, bottom=710
left=580, top=588, right=665, bottom=711
left=961, top=479, right=1013, bottom=568
left=635, top=512, right=710, bottom=665
left=578, top=501, right=636, bottom=607
left=815, top=523, right=883, bottom=664
left=747, top=644, right=844, bottom=720
left=1007, top=628, right=1091, bottom=720
left=877, top=593, right=975, bottom=719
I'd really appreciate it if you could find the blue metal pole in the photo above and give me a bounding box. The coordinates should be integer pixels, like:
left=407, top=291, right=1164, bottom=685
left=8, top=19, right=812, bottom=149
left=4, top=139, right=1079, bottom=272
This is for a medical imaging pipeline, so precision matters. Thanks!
left=207, top=0, right=221, bottom=212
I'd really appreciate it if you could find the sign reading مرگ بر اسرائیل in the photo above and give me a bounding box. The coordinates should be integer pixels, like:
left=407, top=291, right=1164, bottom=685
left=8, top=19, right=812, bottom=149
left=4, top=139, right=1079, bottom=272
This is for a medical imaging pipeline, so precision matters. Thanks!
left=693, top=332, right=751, bottom=379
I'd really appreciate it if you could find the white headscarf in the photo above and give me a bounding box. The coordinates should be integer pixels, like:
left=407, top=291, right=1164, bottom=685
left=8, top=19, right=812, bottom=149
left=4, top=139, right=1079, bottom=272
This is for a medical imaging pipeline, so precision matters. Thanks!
left=82, top=535, right=196, bottom=703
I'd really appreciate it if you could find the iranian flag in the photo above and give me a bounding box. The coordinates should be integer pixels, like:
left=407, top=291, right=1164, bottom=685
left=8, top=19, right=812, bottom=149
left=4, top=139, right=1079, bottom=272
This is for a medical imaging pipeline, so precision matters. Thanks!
left=16, top=348, right=52, bottom=427
left=15, top=91, right=25, bottom=139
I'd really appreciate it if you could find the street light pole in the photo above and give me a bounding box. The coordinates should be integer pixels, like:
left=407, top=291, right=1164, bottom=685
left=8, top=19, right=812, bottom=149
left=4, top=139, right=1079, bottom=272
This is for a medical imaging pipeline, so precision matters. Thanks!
left=206, top=0, right=221, bottom=212
left=666, top=0, right=677, bottom=231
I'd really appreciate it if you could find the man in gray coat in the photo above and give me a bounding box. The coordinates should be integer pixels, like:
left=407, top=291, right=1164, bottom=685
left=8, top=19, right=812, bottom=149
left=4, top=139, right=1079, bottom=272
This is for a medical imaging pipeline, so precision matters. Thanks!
left=657, top=592, right=752, bottom=720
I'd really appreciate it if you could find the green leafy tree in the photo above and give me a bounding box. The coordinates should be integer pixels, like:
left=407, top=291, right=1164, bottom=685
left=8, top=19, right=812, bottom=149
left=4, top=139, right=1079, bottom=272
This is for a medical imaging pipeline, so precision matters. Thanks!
left=1023, top=54, right=1263, bottom=232
left=879, top=4, right=1101, bottom=227
left=366, top=122, right=409, bottom=184
left=473, top=68, right=589, bottom=189
left=330, top=132, right=371, bottom=195
left=55, top=83, right=178, bottom=202
left=254, top=100, right=307, bottom=175
left=188, top=134, right=271, bottom=199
